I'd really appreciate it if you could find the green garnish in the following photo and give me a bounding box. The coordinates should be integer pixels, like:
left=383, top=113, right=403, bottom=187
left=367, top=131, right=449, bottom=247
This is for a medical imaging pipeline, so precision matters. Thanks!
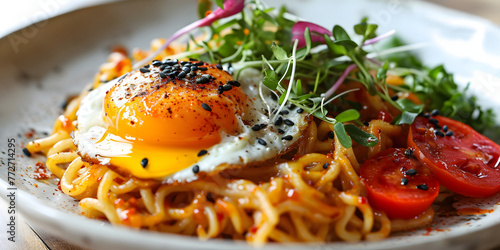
left=161, top=0, right=497, bottom=147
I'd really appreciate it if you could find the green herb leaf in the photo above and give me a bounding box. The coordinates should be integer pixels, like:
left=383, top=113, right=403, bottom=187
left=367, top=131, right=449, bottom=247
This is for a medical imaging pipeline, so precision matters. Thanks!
left=335, top=109, right=360, bottom=123
left=215, top=0, right=224, bottom=9
left=198, top=0, right=212, bottom=19
left=295, top=79, right=303, bottom=95
left=376, top=62, right=389, bottom=81
left=271, top=42, right=288, bottom=60
left=334, top=122, right=352, bottom=148
left=397, top=98, right=424, bottom=113
left=393, top=111, right=420, bottom=125
left=324, top=34, right=347, bottom=55
left=262, top=69, right=278, bottom=90
left=344, top=124, right=379, bottom=147
left=333, top=25, right=351, bottom=41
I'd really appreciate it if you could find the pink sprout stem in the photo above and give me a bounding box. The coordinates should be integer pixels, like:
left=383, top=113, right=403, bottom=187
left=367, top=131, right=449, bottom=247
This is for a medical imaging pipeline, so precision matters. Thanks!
left=324, top=64, right=357, bottom=99
left=133, top=0, right=245, bottom=69
left=363, top=29, right=396, bottom=46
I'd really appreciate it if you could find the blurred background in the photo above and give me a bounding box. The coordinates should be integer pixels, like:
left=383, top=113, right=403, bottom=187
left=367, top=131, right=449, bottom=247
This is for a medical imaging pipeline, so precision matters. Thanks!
left=0, top=0, right=499, bottom=38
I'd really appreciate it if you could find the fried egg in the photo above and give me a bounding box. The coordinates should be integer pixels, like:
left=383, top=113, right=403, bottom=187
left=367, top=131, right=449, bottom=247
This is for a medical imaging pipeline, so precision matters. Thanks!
left=73, top=60, right=309, bottom=182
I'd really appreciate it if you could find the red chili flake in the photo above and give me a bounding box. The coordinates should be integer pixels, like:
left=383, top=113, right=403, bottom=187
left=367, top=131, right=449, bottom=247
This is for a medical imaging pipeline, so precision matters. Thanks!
left=249, top=226, right=258, bottom=234
left=34, top=161, right=53, bottom=180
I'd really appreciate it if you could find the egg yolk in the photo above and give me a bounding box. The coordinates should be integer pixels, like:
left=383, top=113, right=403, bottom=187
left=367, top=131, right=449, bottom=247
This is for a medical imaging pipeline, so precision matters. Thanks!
left=101, top=62, right=248, bottom=178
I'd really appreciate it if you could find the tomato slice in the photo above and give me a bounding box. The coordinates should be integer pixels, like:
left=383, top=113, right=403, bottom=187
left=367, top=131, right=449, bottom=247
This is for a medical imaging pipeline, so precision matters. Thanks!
left=360, top=148, right=439, bottom=219
left=408, top=116, right=500, bottom=197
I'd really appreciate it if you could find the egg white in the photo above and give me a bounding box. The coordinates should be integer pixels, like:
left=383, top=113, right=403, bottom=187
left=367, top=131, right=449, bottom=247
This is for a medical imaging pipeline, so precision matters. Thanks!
left=73, top=67, right=309, bottom=182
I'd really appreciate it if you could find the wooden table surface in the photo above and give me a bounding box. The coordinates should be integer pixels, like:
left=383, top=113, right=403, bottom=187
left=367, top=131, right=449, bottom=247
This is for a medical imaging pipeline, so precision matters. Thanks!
left=1, top=0, right=499, bottom=250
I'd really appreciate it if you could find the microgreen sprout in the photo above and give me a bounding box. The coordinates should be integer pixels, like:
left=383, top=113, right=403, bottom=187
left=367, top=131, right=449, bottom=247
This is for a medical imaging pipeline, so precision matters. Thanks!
left=133, top=0, right=245, bottom=69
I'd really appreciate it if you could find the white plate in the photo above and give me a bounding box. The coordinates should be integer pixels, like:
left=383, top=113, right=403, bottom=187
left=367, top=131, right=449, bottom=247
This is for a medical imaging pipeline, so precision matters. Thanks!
left=1, top=0, right=500, bottom=249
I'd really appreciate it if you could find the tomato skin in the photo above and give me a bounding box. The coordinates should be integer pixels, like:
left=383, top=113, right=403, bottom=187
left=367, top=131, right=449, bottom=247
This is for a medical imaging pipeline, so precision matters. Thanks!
left=360, top=148, right=439, bottom=219
left=408, top=116, right=500, bottom=197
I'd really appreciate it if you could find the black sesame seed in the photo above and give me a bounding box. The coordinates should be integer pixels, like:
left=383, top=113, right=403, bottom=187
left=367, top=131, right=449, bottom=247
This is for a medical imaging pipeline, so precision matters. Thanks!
left=280, top=110, right=289, bottom=115
left=442, top=125, right=449, bottom=132
left=159, top=65, right=167, bottom=71
left=259, top=124, right=268, bottom=129
left=172, top=59, right=178, bottom=64
left=431, top=109, right=440, bottom=116
left=297, top=108, right=304, bottom=113
left=401, top=177, right=409, bottom=186
left=139, top=68, right=150, bottom=73
left=404, top=148, right=414, bottom=157
left=423, top=113, right=431, bottom=119
left=143, top=64, right=150, bottom=68
left=194, top=62, right=204, bottom=66
left=446, top=130, right=454, bottom=137
left=177, top=71, right=187, bottom=79
left=23, top=148, right=31, bottom=157
left=434, top=124, right=442, bottom=130
left=284, top=119, right=294, bottom=126
left=323, top=163, right=329, bottom=169
left=274, top=117, right=283, bottom=126
left=190, top=66, right=198, bottom=71
left=270, top=93, right=278, bottom=101
left=182, top=66, right=191, bottom=73
left=257, top=138, right=267, bottom=146
left=216, top=64, right=223, bottom=70
left=228, top=80, right=240, bottom=87
left=192, top=165, right=200, bottom=173
left=223, top=84, right=232, bottom=91
left=435, top=130, right=445, bottom=137
left=405, top=169, right=417, bottom=176
left=159, top=72, right=167, bottom=78
left=140, top=158, right=148, bottom=168
left=201, top=103, right=212, bottom=111
left=282, top=135, right=293, bottom=141
left=417, top=184, right=428, bottom=190
left=180, top=61, right=189, bottom=65
left=189, top=58, right=197, bottom=61
left=198, top=67, right=208, bottom=71
left=196, top=75, right=210, bottom=84
left=278, top=129, right=285, bottom=134
left=252, top=125, right=261, bottom=131
left=163, top=59, right=173, bottom=65
left=429, top=118, right=439, bottom=125
left=362, top=121, right=369, bottom=126
left=391, top=95, right=399, bottom=101
left=328, top=131, right=334, bottom=139
left=288, top=104, right=296, bottom=110
left=197, top=149, right=208, bottom=157
left=152, top=60, right=162, bottom=67
left=218, top=85, right=224, bottom=94
left=189, top=72, right=197, bottom=77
